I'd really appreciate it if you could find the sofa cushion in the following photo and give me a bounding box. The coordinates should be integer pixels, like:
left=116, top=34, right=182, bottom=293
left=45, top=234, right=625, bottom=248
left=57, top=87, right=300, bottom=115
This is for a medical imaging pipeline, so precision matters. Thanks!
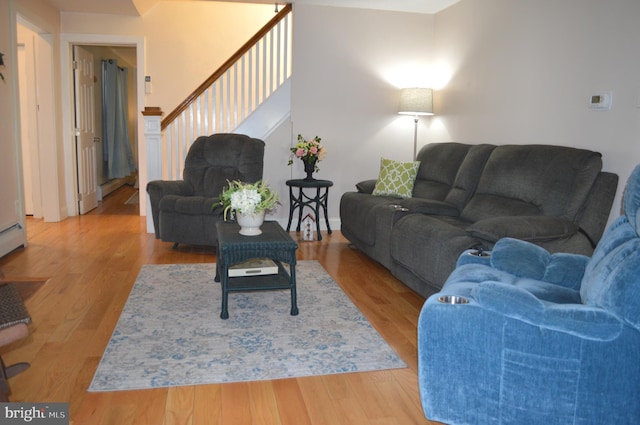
left=490, top=237, right=550, bottom=280
left=159, top=194, right=218, bottom=215
left=183, top=134, right=264, bottom=197
left=203, top=167, right=241, bottom=198
left=339, top=192, right=395, bottom=246
left=580, top=219, right=640, bottom=330
left=390, top=214, right=478, bottom=294
left=442, top=144, right=496, bottom=209
left=467, top=216, right=578, bottom=243
left=461, top=145, right=602, bottom=222
left=623, top=163, right=640, bottom=233
left=412, top=142, right=481, bottom=201
left=489, top=237, right=588, bottom=290
left=580, top=162, right=640, bottom=329
left=372, top=158, right=420, bottom=198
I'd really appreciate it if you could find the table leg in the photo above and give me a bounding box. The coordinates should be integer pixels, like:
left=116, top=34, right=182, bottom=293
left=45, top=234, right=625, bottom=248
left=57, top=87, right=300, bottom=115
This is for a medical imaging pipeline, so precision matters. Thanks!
left=321, top=187, right=332, bottom=235
left=286, top=185, right=296, bottom=232
left=315, top=187, right=323, bottom=240
left=296, top=187, right=304, bottom=232
left=220, top=265, right=229, bottom=319
left=289, top=263, right=298, bottom=316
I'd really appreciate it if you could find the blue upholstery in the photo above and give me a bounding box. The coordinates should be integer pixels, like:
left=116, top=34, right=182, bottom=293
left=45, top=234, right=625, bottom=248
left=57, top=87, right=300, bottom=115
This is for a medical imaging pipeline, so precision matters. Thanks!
left=418, top=164, right=640, bottom=424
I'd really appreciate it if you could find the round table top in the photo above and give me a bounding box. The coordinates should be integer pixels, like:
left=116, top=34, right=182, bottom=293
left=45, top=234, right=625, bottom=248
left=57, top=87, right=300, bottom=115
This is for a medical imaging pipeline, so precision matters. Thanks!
left=286, top=179, right=333, bottom=188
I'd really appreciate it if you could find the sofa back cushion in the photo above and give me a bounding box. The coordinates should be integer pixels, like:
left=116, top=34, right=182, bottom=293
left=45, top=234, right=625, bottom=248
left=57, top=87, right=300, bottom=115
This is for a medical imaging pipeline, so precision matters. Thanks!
left=413, top=143, right=475, bottom=200
left=580, top=164, right=640, bottom=330
left=460, top=145, right=603, bottom=223
left=444, top=144, right=496, bottom=210
left=183, top=133, right=265, bottom=197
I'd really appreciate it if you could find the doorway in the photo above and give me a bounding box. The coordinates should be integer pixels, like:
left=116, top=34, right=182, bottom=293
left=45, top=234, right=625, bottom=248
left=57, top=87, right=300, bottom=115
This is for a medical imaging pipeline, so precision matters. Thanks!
left=60, top=34, right=146, bottom=218
left=72, top=44, right=138, bottom=214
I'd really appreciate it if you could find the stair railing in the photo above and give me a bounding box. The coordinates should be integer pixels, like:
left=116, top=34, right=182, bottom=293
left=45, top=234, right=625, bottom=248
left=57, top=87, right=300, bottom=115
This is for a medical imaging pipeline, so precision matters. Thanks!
left=159, top=3, right=292, bottom=180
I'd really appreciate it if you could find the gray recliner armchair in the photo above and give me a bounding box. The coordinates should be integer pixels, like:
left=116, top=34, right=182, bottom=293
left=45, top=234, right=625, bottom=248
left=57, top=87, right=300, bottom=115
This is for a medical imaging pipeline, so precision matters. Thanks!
left=146, top=133, right=265, bottom=248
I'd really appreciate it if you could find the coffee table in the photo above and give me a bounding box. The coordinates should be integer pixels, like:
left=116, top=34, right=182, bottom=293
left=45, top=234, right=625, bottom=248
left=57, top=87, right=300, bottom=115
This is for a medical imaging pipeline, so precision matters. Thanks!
left=214, top=221, right=298, bottom=319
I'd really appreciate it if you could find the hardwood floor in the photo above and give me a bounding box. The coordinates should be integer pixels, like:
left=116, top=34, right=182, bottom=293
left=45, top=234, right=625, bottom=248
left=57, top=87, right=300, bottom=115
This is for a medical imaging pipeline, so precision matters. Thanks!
left=0, top=186, right=441, bottom=425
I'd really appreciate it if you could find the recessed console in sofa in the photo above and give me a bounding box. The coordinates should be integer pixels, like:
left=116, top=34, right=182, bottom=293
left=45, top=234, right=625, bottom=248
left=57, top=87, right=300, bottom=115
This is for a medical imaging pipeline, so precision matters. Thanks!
left=340, top=142, right=618, bottom=298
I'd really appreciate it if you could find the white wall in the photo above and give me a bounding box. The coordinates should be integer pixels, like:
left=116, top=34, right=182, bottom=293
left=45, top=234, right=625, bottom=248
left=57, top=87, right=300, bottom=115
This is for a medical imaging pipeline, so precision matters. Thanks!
left=8, top=0, right=637, bottom=237
left=431, top=0, right=640, bottom=221
left=59, top=2, right=274, bottom=217
left=290, top=1, right=640, bottom=228
left=59, top=2, right=275, bottom=115
left=14, top=0, right=64, bottom=222
left=0, top=0, right=26, bottom=257
left=290, top=4, right=435, bottom=228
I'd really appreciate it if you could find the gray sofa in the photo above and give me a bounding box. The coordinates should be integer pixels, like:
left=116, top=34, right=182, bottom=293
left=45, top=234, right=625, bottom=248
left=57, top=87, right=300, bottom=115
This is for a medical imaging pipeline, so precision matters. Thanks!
left=147, top=133, right=265, bottom=248
left=340, top=142, right=618, bottom=298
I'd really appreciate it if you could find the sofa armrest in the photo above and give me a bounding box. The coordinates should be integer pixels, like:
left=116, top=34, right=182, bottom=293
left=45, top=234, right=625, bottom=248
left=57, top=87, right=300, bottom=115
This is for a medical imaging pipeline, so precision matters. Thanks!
left=147, top=180, right=194, bottom=198
left=488, top=237, right=588, bottom=290
left=146, top=180, right=195, bottom=237
left=473, top=281, right=623, bottom=341
left=355, top=179, right=377, bottom=194
left=466, top=215, right=578, bottom=243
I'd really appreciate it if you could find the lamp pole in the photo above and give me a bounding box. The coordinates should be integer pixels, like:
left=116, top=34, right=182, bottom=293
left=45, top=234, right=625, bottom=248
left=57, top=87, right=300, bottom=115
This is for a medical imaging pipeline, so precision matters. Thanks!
left=398, top=88, right=434, bottom=161
left=413, top=116, right=419, bottom=161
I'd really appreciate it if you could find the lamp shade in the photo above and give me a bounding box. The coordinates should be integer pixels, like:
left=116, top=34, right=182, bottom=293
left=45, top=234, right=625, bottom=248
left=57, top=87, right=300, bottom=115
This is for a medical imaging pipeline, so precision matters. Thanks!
left=398, top=88, right=434, bottom=116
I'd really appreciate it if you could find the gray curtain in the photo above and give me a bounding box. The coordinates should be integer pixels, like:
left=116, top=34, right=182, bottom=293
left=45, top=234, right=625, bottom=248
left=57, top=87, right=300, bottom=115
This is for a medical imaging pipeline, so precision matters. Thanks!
left=102, top=59, right=136, bottom=179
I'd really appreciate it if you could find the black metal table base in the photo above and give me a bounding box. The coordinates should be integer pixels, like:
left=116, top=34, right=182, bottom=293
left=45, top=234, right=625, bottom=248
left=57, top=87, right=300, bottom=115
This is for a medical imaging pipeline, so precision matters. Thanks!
left=285, top=179, right=333, bottom=241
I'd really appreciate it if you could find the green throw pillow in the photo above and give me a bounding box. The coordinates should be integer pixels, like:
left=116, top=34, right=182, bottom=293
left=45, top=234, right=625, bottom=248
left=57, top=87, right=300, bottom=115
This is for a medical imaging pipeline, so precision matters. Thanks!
left=372, top=158, right=421, bottom=198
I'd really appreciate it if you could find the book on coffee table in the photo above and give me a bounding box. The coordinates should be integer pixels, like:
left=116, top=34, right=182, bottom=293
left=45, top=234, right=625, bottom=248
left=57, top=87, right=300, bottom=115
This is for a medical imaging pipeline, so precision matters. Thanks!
left=228, top=258, right=278, bottom=277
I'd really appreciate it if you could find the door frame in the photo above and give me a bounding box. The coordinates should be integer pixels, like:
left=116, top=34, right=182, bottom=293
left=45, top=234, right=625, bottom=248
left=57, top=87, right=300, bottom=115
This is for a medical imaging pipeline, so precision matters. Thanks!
left=16, top=15, right=56, bottom=222
left=60, top=33, right=147, bottom=217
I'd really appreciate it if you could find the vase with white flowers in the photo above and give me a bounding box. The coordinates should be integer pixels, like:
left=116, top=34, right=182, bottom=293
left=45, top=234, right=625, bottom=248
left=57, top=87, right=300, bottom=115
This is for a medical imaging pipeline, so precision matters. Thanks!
left=288, top=134, right=327, bottom=181
left=218, top=180, right=279, bottom=236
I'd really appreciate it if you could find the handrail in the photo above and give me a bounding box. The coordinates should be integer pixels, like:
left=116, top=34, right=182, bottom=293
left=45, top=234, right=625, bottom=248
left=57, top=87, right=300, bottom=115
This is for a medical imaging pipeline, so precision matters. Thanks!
left=161, top=3, right=293, bottom=130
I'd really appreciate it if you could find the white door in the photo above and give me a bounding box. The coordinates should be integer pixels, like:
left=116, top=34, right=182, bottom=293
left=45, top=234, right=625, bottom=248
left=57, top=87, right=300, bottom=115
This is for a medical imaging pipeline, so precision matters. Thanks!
left=73, top=46, right=98, bottom=214
left=18, top=40, right=37, bottom=216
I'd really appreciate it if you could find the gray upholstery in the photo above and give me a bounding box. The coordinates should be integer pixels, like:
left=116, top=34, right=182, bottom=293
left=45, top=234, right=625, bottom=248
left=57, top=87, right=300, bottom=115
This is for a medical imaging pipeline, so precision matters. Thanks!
left=340, top=142, right=618, bottom=297
left=146, top=133, right=265, bottom=247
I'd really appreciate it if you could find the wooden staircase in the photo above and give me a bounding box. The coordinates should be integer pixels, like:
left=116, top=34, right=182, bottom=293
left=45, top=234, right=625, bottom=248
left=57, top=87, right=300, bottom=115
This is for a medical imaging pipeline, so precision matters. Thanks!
left=150, top=4, right=292, bottom=180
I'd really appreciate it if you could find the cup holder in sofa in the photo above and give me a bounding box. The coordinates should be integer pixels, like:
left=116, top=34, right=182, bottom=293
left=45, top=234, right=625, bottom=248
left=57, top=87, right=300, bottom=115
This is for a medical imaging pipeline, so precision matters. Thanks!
left=437, top=295, right=469, bottom=305
left=389, top=204, right=409, bottom=212
left=467, top=247, right=490, bottom=257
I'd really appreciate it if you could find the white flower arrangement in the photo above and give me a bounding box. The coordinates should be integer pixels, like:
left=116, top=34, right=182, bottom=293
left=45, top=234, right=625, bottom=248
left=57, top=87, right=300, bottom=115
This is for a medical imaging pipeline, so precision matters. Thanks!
left=218, top=180, right=279, bottom=220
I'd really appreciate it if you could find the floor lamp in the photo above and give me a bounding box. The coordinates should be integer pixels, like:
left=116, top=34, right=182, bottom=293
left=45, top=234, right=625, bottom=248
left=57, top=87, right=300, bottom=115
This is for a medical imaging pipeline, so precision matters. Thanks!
left=398, top=88, right=434, bottom=160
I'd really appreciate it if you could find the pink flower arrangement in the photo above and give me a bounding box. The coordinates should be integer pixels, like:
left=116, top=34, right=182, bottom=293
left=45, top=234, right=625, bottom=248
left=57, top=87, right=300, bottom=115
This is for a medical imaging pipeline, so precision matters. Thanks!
left=288, top=134, right=327, bottom=170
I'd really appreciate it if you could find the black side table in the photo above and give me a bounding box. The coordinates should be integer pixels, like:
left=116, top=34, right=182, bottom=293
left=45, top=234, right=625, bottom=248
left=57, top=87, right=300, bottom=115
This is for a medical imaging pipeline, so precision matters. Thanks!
left=285, top=179, right=333, bottom=240
left=214, top=221, right=298, bottom=319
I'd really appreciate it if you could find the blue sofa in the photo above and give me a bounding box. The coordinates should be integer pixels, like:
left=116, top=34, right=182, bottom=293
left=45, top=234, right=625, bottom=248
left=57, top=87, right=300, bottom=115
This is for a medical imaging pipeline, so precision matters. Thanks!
left=417, top=164, right=640, bottom=424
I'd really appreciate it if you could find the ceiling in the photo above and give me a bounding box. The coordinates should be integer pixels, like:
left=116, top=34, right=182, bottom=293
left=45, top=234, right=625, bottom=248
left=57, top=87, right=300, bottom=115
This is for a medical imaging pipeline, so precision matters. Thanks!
left=44, top=0, right=461, bottom=16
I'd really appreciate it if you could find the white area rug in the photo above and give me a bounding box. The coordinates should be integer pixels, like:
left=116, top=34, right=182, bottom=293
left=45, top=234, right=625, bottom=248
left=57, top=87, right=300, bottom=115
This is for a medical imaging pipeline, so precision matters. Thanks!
left=89, top=261, right=406, bottom=391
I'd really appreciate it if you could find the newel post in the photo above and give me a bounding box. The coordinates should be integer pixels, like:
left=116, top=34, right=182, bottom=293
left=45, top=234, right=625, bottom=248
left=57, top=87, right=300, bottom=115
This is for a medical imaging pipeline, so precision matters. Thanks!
left=142, top=106, right=163, bottom=233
